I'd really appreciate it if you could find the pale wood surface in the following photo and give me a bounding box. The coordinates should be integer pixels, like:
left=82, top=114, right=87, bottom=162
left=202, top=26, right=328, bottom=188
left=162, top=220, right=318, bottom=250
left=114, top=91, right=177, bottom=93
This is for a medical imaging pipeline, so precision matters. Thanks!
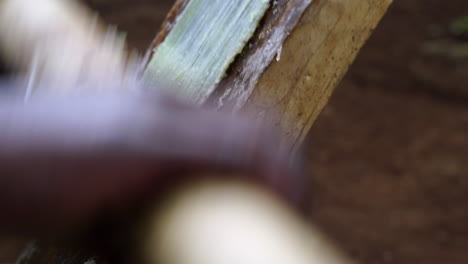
left=243, top=0, right=393, bottom=151
left=148, top=0, right=393, bottom=152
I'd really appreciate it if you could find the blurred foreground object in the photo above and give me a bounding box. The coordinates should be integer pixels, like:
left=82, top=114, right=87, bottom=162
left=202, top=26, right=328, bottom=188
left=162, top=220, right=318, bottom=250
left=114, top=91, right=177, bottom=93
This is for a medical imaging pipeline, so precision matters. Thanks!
left=0, top=0, right=138, bottom=95
left=145, top=180, right=349, bottom=264
left=0, top=0, right=392, bottom=263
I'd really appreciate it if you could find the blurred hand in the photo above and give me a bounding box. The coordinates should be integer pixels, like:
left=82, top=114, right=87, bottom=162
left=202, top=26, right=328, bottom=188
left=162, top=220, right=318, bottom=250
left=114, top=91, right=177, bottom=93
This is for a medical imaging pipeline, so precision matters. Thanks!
left=0, top=85, right=306, bottom=235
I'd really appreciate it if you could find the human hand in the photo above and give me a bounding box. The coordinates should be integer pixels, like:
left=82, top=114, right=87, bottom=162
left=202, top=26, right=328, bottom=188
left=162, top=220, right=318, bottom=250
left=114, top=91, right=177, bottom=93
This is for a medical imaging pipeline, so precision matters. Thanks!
left=0, top=85, right=306, bottom=235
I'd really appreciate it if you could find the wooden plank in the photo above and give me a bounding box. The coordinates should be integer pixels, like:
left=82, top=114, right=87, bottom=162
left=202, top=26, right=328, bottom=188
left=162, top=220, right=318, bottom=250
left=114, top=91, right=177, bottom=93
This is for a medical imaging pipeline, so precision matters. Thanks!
left=146, top=0, right=393, bottom=152
left=244, top=0, right=393, bottom=151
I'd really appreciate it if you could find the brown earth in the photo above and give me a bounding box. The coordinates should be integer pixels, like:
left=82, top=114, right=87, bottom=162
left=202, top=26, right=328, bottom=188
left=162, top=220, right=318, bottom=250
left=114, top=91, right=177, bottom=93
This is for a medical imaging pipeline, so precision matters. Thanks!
left=2, top=0, right=468, bottom=263
left=306, top=1, right=468, bottom=264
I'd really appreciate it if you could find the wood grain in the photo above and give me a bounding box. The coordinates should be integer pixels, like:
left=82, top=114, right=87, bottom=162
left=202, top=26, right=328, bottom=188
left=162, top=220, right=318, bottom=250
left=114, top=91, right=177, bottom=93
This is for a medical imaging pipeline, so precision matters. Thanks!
left=243, top=0, right=393, bottom=151
left=147, top=0, right=393, bottom=152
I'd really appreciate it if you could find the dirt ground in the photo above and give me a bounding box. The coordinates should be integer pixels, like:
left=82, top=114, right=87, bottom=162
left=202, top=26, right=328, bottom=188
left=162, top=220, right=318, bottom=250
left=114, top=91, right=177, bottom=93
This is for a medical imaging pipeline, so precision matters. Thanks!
left=1, top=0, right=467, bottom=263
left=306, top=1, right=468, bottom=264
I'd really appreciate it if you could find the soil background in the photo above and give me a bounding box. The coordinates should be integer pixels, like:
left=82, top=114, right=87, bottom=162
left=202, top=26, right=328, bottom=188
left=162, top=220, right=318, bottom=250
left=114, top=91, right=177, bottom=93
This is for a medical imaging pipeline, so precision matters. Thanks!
left=1, top=0, right=468, bottom=263
left=306, top=1, right=468, bottom=263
